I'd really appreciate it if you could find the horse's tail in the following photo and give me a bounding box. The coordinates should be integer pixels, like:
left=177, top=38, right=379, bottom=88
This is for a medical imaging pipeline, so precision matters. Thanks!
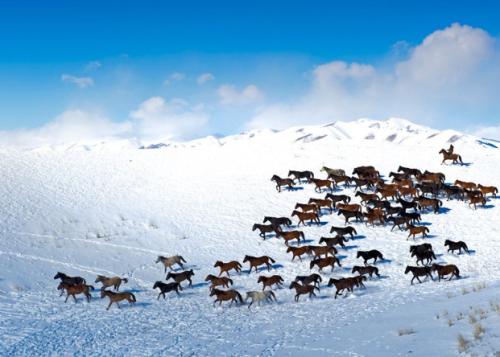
left=438, top=200, right=443, bottom=207
left=458, top=155, right=463, bottom=164
left=454, top=267, right=460, bottom=277
left=268, top=257, right=276, bottom=263
left=87, top=285, right=95, bottom=291
left=425, top=227, right=430, bottom=233
left=121, top=278, right=128, bottom=284
left=130, top=293, right=137, bottom=302
left=236, top=262, right=243, bottom=268
left=310, top=171, right=314, bottom=178
left=228, top=278, right=234, bottom=285
left=495, top=187, right=499, bottom=193
left=236, top=291, right=243, bottom=303
left=463, top=243, right=470, bottom=253
left=299, top=231, right=305, bottom=239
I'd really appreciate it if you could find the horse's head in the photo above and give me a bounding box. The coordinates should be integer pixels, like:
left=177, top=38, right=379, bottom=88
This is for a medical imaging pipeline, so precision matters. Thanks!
left=57, top=282, right=64, bottom=290
left=205, top=275, right=213, bottom=281
left=404, top=266, right=411, bottom=274
left=257, top=276, right=264, bottom=283
left=188, top=269, right=194, bottom=276
left=95, top=275, right=103, bottom=283
left=270, top=175, right=279, bottom=181
left=287, top=170, right=293, bottom=177
left=351, top=266, right=358, bottom=274
left=289, top=282, right=298, bottom=289
left=291, top=210, right=298, bottom=217
left=252, top=224, right=257, bottom=231
left=155, top=256, right=163, bottom=263
left=153, top=281, right=160, bottom=289
left=165, top=272, right=172, bottom=280
left=286, top=246, right=293, bottom=253
left=54, top=272, right=63, bottom=280
left=213, top=261, right=221, bottom=267
left=243, top=255, right=250, bottom=262
left=356, top=251, right=362, bottom=258
left=209, top=289, right=218, bottom=297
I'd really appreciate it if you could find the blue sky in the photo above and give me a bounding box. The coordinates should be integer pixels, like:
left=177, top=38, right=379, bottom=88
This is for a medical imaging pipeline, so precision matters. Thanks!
left=1, top=0, right=500, bottom=143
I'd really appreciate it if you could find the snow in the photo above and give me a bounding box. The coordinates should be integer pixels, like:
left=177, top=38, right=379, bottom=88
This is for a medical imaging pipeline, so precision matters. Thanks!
left=0, top=118, right=499, bottom=356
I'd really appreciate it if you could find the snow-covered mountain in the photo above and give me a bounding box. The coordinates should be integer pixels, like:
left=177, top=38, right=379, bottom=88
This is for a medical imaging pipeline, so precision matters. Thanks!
left=0, top=118, right=499, bottom=356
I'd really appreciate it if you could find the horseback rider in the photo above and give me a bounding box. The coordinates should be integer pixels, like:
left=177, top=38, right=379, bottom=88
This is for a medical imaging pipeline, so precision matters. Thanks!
left=447, top=144, right=454, bottom=155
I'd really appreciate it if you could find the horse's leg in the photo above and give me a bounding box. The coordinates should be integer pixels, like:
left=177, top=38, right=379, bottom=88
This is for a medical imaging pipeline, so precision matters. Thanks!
left=107, top=301, right=112, bottom=310
left=416, top=276, right=422, bottom=284
left=64, top=293, right=70, bottom=303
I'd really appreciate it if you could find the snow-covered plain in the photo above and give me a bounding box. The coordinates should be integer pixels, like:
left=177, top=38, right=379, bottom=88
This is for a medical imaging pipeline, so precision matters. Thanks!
left=0, top=118, right=499, bottom=356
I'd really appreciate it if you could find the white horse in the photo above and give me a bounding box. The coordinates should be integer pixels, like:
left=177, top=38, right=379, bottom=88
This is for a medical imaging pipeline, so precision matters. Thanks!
left=156, top=255, right=187, bottom=272
left=320, top=166, right=345, bottom=176
left=245, top=290, right=277, bottom=309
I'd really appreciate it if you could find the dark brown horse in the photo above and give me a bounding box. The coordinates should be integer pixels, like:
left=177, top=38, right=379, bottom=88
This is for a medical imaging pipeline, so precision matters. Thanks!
left=308, top=198, right=334, bottom=213
left=288, top=170, right=314, bottom=183
left=355, top=191, right=379, bottom=204
left=294, top=273, right=322, bottom=288
left=411, top=250, right=436, bottom=266
left=243, top=255, right=276, bottom=273
left=308, top=245, right=337, bottom=258
left=289, top=281, right=318, bottom=301
left=295, top=203, right=319, bottom=213
left=337, top=209, right=363, bottom=224
left=431, top=264, right=460, bottom=281
left=258, top=275, right=284, bottom=290
left=330, top=226, right=357, bottom=238
left=336, top=203, right=362, bottom=212
left=404, top=266, right=433, bottom=284
left=319, top=235, right=347, bottom=248
left=214, top=260, right=242, bottom=276
left=406, top=225, right=429, bottom=240
left=468, top=196, right=486, bottom=209
left=352, top=265, right=380, bottom=278
left=166, top=270, right=195, bottom=287
left=444, top=240, right=470, bottom=254
left=252, top=223, right=280, bottom=239
left=327, top=278, right=357, bottom=299
left=271, top=175, right=295, bottom=192
left=310, top=256, right=341, bottom=272
left=263, top=216, right=292, bottom=228
left=325, top=193, right=350, bottom=204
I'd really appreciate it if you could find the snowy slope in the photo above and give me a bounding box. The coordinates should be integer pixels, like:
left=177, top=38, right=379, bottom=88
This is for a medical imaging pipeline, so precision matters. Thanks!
left=0, top=118, right=499, bottom=356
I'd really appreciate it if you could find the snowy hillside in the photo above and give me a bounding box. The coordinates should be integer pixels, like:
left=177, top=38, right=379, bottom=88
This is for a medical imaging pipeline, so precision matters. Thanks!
left=0, top=118, right=499, bottom=356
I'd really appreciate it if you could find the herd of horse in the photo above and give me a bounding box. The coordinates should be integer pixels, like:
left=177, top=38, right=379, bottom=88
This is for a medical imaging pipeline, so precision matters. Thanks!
left=52, top=146, right=496, bottom=309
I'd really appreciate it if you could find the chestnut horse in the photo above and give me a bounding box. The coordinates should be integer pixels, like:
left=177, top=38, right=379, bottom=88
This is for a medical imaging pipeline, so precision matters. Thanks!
left=406, top=225, right=430, bottom=240
left=210, top=288, right=243, bottom=307
left=252, top=223, right=280, bottom=239
left=292, top=210, right=320, bottom=226
left=57, top=282, right=94, bottom=303
left=294, top=273, right=322, bottom=288
left=95, top=275, right=128, bottom=291
left=478, top=184, right=498, bottom=198
left=352, top=265, right=380, bottom=278
left=310, top=256, right=341, bottom=272
left=310, top=178, right=335, bottom=193
left=286, top=245, right=311, bottom=261
left=205, top=274, right=234, bottom=290
left=214, top=260, right=242, bottom=276
left=327, top=278, right=357, bottom=299
left=439, top=149, right=463, bottom=165
left=276, top=230, right=305, bottom=246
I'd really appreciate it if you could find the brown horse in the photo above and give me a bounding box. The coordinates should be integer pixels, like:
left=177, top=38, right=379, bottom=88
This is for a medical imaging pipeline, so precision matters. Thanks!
left=57, top=282, right=94, bottom=303
left=288, top=170, right=314, bottom=183
left=289, top=281, right=318, bottom=301
left=469, top=196, right=486, bottom=209
left=276, top=230, right=305, bottom=246
left=166, top=270, right=195, bottom=287
left=377, top=187, right=398, bottom=200
left=327, top=278, right=357, bottom=299
left=205, top=274, right=234, bottom=291
left=478, top=184, right=498, bottom=197
left=330, top=226, right=357, bottom=238
left=271, top=175, right=295, bottom=192
left=243, top=255, right=276, bottom=273
left=308, top=198, right=334, bottom=213
left=310, top=256, right=341, bottom=272
left=310, top=178, right=335, bottom=193
left=286, top=245, right=311, bottom=261
left=95, top=275, right=128, bottom=291
left=252, top=223, right=280, bottom=239
left=404, top=266, right=433, bottom=284
left=355, top=191, right=379, bottom=204
left=292, top=210, right=320, bottom=226
left=431, top=264, right=460, bottom=281
left=308, top=245, right=337, bottom=259
left=295, top=203, right=319, bottom=213
left=337, top=209, right=363, bottom=224
left=363, top=208, right=385, bottom=227
left=336, top=203, right=362, bottom=212
left=214, top=260, right=242, bottom=276
left=406, top=225, right=429, bottom=240
left=398, top=186, right=417, bottom=198
left=210, top=288, right=243, bottom=307
left=416, top=196, right=442, bottom=214
left=454, top=179, right=476, bottom=191
left=439, top=149, right=463, bottom=164
left=100, top=290, right=136, bottom=310
left=257, top=275, right=284, bottom=290
left=328, top=174, right=352, bottom=187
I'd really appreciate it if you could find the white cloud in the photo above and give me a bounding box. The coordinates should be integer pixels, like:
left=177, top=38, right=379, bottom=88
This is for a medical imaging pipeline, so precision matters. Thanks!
left=0, top=110, right=131, bottom=148
left=197, top=72, right=215, bottom=84
left=217, top=84, right=263, bottom=105
left=163, top=72, right=186, bottom=85
left=85, top=61, right=102, bottom=72
left=246, top=23, right=500, bottom=130
left=130, top=96, right=209, bottom=141
left=61, top=74, right=94, bottom=88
